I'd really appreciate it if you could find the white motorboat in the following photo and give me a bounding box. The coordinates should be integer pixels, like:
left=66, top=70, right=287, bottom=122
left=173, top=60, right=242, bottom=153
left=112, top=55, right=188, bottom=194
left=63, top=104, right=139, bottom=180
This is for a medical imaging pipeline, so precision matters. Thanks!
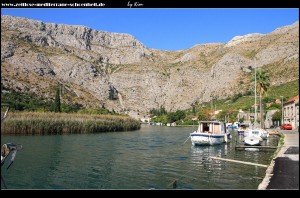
left=243, top=129, right=263, bottom=146
left=244, top=128, right=269, bottom=140
left=190, top=121, right=231, bottom=146
left=244, top=135, right=263, bottom=146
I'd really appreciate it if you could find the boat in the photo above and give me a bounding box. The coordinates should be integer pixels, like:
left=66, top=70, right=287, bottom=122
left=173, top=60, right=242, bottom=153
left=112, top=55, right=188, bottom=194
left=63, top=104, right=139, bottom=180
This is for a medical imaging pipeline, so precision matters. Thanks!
left=190, top=121, right=231, bottom=146
left=244, top=128, right=268, bottom=138
left=260, top=128, right=269, bottom=140
left=237, top=123, right=249, bottom=135
left=1, top=104, right=22, bottom=189
left=227, top=121, right=240, bottom=129
left=244, top=135, right=263, bottom=146
left=244, top=59, right=269, bottom=141
left=243, top=129, right=263, bottom=146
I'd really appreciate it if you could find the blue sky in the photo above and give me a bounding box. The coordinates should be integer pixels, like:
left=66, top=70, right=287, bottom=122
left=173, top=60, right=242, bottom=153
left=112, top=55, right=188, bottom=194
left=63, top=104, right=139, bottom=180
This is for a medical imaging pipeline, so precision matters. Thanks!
left=1, top=8, right=299, bottom=51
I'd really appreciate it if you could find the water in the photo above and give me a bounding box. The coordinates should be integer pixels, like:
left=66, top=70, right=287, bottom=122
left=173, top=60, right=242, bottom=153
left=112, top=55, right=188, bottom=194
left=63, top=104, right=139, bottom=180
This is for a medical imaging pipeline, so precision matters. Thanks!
left=1, top=125, right=279, bottom=189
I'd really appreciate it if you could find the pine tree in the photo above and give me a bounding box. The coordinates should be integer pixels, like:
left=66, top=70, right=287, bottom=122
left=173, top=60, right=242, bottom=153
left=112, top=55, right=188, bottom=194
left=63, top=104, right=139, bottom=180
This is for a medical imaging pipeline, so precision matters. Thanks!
left=54, top=86, right=61, bottom=112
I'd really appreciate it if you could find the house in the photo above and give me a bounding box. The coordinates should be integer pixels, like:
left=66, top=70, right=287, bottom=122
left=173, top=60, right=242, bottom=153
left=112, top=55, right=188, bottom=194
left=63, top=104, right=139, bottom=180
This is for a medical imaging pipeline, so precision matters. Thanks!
left=283, top=95, right=299, bottom=130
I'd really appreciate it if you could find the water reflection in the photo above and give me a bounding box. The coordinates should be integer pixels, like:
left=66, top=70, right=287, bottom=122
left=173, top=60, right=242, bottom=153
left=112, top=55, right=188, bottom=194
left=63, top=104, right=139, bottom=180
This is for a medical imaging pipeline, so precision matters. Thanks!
left=1, top=126, right=279, bottom=189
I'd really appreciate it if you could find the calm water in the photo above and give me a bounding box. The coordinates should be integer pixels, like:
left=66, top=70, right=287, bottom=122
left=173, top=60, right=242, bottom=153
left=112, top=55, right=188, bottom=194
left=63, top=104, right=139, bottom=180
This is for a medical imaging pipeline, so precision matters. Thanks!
left=1, top=125, right=279, bottom=190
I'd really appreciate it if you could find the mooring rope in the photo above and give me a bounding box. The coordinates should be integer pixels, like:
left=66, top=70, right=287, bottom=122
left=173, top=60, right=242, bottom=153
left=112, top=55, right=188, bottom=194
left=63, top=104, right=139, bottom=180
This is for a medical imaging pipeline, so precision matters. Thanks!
left=183, top=135, right=191, bottom=145
left=166, top=162, right=203, bottom=189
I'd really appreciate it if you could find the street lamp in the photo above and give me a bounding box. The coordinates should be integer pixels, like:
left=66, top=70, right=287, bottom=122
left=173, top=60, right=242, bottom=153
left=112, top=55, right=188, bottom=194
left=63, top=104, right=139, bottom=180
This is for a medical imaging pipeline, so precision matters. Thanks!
left=280, top=96, right=284, bottom=125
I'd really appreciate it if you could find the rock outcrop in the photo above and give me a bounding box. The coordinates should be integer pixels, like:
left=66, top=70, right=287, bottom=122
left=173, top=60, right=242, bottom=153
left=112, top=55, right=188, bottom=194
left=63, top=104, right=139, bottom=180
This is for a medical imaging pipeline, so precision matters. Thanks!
left=1, top=15, right=299, bottom=119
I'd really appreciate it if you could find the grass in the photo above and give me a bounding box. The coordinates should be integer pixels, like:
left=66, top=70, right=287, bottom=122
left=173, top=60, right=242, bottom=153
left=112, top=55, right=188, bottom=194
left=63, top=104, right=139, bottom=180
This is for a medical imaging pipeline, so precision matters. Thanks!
left=271, top=132, right=285, bottom=158
left=205, top=79, right=299, bottom=111
left=1, top=112, right=141, bottom=135
left=265, top=80, right=299, bottom=101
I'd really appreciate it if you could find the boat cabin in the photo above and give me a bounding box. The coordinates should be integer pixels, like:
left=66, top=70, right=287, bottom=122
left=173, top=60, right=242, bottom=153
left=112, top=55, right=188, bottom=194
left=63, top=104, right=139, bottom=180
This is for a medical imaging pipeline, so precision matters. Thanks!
left=197, top=121, right=226, bottom=134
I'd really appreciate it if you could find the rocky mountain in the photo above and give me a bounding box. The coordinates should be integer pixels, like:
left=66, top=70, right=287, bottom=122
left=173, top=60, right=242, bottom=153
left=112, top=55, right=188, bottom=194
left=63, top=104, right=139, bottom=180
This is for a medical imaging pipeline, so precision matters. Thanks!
left=1, top=15, right=299, bottom=119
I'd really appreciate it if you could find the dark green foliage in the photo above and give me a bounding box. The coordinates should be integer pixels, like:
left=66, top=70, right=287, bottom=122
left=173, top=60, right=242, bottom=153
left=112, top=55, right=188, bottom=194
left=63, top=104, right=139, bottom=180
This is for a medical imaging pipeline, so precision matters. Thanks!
left=167, top=110, right=186, bottom=123
left=263, top=97, right=274, bottom=103
left=231, top=93, right=243, bottom=103
left=238, top=117, right=245, bottom=123
left=160, top=106, right=167, bottom=115
left=108, top=85, right=118, bottom=100
left=192, top=105, right=196, bottom=116
left=2, top=90, right=84, bottom=114
left=78, top=108, right=117, bottom=115
left=54, top=86, right=61, bottom=112
left=1, top=90, right=50, bottom=111
left=216, top=109, right=238, bottom=123
left=266, top=103, right=281, bottom=110
left=61, top=103, right=82, bottom=113
left=244, top=90, right=253, bottom=96
left=150, top=106, right=167, bottom=116
left=272, top=111, right=281, bottom=122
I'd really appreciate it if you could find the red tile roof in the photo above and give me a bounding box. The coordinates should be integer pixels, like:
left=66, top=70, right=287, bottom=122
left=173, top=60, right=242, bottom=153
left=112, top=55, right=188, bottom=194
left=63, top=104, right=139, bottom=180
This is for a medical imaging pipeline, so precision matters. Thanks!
left=285, top=95, right=299, bottom=104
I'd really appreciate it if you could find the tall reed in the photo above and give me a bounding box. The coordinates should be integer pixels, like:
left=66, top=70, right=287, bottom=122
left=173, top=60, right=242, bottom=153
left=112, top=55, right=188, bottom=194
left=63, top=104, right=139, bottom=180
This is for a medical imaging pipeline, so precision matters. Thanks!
left=1, top=112, right=141, bottom=135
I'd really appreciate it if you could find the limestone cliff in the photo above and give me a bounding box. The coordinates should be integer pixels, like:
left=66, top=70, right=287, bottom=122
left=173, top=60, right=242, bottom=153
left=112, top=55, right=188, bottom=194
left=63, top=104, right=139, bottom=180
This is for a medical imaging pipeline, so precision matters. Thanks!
left=1, top=16, right=299, bottom=119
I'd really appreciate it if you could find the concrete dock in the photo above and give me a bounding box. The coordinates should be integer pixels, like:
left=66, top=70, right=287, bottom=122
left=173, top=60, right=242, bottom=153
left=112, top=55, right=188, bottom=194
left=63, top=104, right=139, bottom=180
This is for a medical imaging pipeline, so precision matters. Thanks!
left=258, top=129, right=299, bottom=190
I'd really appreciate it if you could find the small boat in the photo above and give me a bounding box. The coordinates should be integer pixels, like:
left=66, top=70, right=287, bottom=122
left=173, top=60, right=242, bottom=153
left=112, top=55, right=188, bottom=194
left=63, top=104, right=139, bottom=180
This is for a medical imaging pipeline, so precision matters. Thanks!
left=244, top=128, right=269, bottom=140
left=243, top=129, right=263, bottom=146
left=190, top=121, right=231, bottom=146
left=237, top=123, right=249, bottom=135
left=227, top=121, right=240, bottom=129
left=244, top=136, right=263, bottom=146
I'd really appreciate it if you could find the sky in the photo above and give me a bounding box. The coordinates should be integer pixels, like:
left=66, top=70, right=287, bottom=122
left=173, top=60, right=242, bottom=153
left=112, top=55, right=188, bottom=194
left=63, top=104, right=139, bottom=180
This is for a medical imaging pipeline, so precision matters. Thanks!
left=1, top=8, right=299, bottom=51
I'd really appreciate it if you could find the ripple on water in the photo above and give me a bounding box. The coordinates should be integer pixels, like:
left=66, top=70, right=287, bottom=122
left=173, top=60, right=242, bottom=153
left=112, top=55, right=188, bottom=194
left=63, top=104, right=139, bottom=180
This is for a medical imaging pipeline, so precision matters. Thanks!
left=1, top=127, right=278, bottom=189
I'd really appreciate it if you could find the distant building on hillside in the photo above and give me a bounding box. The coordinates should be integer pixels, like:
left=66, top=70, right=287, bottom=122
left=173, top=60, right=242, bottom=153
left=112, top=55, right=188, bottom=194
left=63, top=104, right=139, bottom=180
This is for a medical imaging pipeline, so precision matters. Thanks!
left=283, top=95, right=299, bottom=130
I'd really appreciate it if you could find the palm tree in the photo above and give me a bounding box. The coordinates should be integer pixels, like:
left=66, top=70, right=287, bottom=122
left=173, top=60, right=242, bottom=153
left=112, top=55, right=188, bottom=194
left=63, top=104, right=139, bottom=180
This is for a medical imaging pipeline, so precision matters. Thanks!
left=253, top=68, right=270, bottom=128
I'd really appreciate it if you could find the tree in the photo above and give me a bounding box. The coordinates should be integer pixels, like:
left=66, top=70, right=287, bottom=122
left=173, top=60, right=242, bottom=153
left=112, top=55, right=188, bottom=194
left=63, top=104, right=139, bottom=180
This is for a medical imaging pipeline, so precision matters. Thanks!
left=192, top=105, right=196, bottom=115
left=253, top=68, right=270, bottom=128
left=272, top=111, right=281, bottom=125
left=197, top=107, right=214, bottom=121
left=167, top=110, right=186, bottom=123
left=160, top=105, right=167, bottom=115
left=54, top=86, right=61, bottom=112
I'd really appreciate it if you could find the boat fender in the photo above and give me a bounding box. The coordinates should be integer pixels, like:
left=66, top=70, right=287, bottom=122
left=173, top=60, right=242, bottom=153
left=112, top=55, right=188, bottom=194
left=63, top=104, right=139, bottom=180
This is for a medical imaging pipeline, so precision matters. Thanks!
left=224, top=134, right=228, bottom=142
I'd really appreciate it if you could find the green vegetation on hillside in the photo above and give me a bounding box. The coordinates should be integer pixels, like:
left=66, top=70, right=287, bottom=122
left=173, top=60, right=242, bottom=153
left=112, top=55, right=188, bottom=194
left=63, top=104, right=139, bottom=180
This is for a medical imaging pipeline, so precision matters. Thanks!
left=1, top=89, right=117, bottom=115
left=264, top=80, right=299, bottom=101
left=202, top=79, right=299, bottom=112
left=149, top=79, right=298, bottom=125
left=1, top=79, right=298, bottom=127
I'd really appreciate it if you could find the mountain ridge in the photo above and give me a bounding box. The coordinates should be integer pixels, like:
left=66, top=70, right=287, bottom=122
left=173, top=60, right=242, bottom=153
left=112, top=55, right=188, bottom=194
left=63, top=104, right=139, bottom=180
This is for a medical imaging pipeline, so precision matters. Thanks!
left=1, top=15, right=299, bottom=119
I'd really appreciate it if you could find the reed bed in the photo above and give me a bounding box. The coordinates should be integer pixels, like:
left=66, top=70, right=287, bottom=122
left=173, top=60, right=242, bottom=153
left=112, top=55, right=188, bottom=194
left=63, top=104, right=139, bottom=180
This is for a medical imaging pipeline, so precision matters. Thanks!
left=1, top=112, right=141, bottom=135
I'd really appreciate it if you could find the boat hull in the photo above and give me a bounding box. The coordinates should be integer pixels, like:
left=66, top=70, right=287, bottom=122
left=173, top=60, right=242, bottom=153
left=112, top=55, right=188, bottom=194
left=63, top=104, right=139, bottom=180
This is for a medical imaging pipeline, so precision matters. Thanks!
left=244, top=136, right=263, bottom=146
left=190, top=133, right=230, bottom=146
left=237, top=130, right=245, bottom=135
left=244, top=128, right=269, bottom=140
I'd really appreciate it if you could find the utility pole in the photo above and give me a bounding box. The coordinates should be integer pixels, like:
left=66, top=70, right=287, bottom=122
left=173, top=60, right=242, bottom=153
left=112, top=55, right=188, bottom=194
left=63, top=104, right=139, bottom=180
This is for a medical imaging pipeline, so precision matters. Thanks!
left=254, top=58, right=257, bottom=128
left=280, top=96, right=284, bottom=125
